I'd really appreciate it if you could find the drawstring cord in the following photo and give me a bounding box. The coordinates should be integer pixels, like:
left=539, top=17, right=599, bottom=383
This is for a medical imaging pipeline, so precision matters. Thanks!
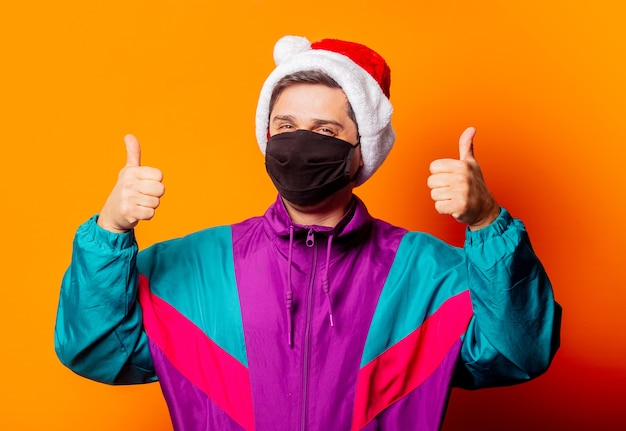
left=286, top=225, right=295, bottom=347
left=284, top=227, right=336, bottom=347
left=323, top=233, right=335, bottom=327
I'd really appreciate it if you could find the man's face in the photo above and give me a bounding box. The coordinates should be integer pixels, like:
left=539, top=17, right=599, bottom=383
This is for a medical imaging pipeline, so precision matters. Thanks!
left=269, top=83, right=363, bottom=179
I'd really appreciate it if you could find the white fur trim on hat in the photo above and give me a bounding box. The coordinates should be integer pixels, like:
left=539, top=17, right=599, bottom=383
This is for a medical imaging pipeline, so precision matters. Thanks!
left=255, top=35, right=395, bottom=186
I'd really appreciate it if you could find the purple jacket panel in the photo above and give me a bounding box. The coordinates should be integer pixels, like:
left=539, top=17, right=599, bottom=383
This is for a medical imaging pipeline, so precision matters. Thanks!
left=232, top=196, right=407, bottom=430
left=149, top=339, right=246, bottom=431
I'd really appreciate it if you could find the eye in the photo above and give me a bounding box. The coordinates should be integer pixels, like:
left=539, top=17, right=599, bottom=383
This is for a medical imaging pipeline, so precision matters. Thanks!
left=277, top=124, right=295, bottom=133
left=316, top=127, right=336, bottom=136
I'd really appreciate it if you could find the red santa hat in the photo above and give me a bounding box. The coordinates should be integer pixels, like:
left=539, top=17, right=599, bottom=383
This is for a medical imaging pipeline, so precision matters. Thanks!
left=255, top=35, right=395, bottom=185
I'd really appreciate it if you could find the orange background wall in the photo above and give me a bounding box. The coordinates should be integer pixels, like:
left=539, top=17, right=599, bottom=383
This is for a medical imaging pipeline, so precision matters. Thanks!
left=1, top=1, right=624, bottom=430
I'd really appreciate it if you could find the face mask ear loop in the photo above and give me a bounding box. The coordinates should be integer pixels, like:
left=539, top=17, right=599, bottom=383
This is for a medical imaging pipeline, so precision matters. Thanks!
left=349, top=141, right=362, bottom=183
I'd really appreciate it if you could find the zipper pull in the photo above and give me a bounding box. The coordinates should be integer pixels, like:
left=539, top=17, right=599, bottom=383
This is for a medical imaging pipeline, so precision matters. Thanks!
left=306, top=228, right=315, bottom=247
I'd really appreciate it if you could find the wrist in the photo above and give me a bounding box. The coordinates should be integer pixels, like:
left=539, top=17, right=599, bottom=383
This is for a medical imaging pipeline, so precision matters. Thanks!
left=468, top=204, right=501, bottom=231
left=96, top=214, right=131, bottom=234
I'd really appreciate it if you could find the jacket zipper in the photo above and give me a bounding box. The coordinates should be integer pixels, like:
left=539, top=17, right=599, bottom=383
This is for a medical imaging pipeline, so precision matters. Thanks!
left=301, top=227, right=316, bottom=431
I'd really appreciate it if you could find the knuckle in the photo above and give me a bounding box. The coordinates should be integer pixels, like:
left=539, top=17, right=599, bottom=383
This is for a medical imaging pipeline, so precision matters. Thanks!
left=121, top=177, right=137, bottom=192
left=455, top=173, right=470, bottom=185
left=118, top=201, right=132, bottom=218
left=144, top=208, right=156, bottom=220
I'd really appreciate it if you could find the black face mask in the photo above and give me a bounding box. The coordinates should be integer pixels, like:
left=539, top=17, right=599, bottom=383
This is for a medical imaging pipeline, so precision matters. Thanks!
left=265, top=129, right=360, bottom=206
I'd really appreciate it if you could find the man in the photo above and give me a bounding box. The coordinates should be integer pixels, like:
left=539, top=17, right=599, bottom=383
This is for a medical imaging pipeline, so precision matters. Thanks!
left=55, top=36, right=561, bottom=430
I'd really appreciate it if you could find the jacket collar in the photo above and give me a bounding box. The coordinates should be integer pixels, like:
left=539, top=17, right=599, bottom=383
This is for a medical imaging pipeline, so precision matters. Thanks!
left=263, top=194, right=373, bottom=243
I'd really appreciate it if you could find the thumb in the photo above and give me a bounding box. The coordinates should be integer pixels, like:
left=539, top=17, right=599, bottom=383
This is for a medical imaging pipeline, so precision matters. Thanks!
left=124, top=134, right=141, bottom=167
left=459, top=126, right=476, bottom=161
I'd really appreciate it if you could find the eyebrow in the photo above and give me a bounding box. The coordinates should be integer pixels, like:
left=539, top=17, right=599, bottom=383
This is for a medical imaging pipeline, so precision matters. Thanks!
left=271, top=115, right=296, bottom=124
left=271, top=115, right=345, bottom=129
left=311, top=118, right=344, bottom=130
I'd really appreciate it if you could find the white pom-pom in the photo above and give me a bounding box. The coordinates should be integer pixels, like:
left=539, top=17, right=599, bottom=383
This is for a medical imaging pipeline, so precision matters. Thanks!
left=273, top=35, right=311, bottom=65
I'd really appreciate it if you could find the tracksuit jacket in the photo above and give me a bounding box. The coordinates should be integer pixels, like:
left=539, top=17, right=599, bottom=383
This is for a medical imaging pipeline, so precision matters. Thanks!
left=55, top=195, right=561, bottom=431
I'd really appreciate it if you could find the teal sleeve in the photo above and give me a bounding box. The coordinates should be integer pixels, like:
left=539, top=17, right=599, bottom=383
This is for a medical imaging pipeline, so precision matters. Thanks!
left=54, top=216, right=156, bottom=385
left=456, top=208, right=562, bottom=389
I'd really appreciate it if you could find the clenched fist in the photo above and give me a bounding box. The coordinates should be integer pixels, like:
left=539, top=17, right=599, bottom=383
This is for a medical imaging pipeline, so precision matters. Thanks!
left=427, top=127, right=500, bottom=231
left=97, top=134, right=165, bottom=233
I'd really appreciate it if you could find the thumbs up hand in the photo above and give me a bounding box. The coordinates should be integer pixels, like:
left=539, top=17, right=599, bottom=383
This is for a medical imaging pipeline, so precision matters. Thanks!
left=97, top=134, right=165, bottom=233
left=427, top=127, right=500, bottom=231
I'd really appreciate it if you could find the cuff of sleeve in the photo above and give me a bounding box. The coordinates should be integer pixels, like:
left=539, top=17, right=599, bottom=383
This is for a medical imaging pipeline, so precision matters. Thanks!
left=464, top=207, right=530, bottom=271
left=464, top=207, right=513, bottom=246
left=76, top=215, right=136, bottom=251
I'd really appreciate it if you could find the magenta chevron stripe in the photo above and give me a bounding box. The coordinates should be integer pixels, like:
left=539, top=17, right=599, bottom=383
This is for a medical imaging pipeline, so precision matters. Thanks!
left=352, top=290, right=473, bottom=431
left=138, top=275, right=255, bottom=431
